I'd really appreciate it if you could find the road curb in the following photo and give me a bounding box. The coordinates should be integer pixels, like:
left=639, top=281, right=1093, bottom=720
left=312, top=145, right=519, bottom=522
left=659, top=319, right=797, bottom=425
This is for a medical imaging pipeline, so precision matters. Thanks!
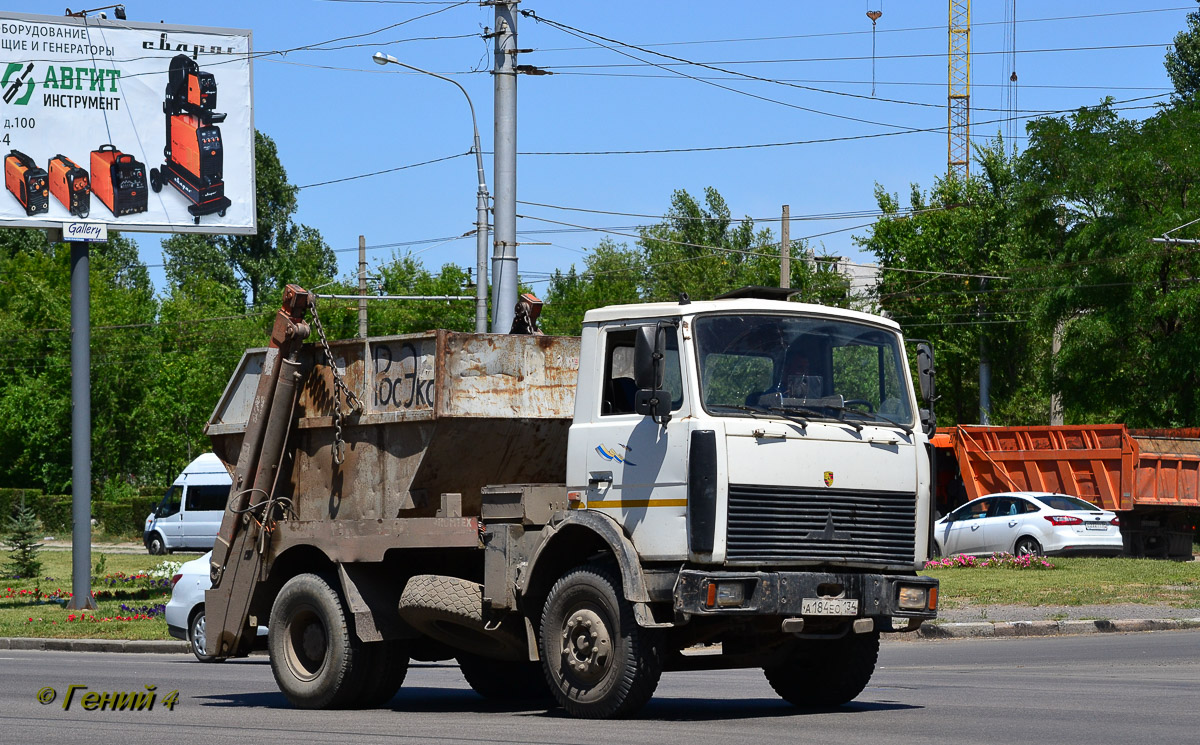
left=909, top=617, right=1200, bottom=639
left=0, top=637, right=190, bottom=653
left=3, top=618, right=1199, bottom=653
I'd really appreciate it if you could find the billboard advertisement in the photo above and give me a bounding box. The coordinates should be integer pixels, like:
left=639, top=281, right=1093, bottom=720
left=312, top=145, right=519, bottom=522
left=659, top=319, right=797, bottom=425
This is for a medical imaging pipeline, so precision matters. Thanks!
left=0, top=12, right=253, bottom=235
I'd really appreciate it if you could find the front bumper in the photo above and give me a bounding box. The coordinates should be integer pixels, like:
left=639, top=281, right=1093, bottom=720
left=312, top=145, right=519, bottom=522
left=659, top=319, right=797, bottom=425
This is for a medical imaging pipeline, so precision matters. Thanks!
left=674, top=569, right=938, bottom=626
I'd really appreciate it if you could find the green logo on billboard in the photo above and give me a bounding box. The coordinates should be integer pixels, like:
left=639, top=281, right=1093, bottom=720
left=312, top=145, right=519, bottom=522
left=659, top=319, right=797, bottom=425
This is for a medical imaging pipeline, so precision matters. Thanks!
left=2, top=62, right=35, bottom=106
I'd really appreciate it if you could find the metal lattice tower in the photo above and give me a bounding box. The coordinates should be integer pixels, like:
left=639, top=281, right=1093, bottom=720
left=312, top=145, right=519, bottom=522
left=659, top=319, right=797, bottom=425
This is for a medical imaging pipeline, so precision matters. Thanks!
left=948, top=0, right=971, bottom=178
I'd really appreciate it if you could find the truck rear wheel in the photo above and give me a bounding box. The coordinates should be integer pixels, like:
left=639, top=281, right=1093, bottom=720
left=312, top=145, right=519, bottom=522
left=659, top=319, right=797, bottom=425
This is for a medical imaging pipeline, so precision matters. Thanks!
left=354, top=639, right=410, bottom=707
left=457, top=652, right=552, bottom=701
left=764, top=631, right=879, bottom=708
left=539, top=565, right=663, bottom=719
left=268, top=573, right=362, bottom=709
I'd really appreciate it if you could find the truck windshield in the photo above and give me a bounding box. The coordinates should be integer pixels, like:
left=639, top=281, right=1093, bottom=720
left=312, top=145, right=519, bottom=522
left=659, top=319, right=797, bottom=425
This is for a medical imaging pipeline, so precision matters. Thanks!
left=694, top=313, right=915, bottom=428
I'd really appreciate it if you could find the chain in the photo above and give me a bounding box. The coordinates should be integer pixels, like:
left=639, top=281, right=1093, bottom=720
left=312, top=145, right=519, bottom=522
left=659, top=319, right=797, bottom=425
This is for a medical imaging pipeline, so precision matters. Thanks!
left=309, top=298, right=362, bottom=465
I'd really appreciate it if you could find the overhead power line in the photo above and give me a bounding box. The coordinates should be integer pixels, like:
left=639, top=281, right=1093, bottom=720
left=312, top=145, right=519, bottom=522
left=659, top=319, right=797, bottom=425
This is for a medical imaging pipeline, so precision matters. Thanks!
left=531, top=7, right=1194, bottom=52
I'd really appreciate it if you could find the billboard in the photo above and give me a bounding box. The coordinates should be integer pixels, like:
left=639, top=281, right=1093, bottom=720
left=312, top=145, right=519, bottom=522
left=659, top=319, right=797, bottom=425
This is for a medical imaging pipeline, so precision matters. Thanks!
left=0, top=12, right=253, bottom=235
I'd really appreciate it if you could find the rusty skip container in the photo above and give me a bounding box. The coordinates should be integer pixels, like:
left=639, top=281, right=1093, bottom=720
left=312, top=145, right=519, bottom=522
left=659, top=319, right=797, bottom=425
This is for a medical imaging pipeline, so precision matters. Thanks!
left=205, top=330, right=581, bottom=522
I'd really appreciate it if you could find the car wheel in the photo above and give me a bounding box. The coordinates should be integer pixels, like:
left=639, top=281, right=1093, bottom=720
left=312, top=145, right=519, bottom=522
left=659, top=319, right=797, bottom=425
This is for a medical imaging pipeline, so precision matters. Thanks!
left=539, top=564, right=664, bottom=719
left=458, top=652, right=552, bottom=702
left=188, top=607, right=222, bottom=663
left=146, top=532, right=166, bottom=556
left=1015, top=536, right=1043, bottom=557
left=268, top=573, right=363, bottom=709
left=764, top=632, right=880, bottom=708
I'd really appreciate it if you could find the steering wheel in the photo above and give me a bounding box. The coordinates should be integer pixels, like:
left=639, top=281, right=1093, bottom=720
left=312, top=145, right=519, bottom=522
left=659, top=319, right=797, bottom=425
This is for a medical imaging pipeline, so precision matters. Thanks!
left=843, top=399, right=875, bottom=413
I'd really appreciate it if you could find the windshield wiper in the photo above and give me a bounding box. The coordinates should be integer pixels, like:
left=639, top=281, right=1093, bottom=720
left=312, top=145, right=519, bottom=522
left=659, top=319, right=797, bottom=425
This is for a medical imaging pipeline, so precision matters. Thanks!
left=835, top=406, right=914, bottom=436
left=710, top=403, right=808, bottom=428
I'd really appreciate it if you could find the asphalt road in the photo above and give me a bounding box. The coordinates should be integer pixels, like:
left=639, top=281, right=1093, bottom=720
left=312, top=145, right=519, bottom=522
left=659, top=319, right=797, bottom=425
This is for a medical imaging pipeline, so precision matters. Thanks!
left=2, top=631, right=1198, bottom=745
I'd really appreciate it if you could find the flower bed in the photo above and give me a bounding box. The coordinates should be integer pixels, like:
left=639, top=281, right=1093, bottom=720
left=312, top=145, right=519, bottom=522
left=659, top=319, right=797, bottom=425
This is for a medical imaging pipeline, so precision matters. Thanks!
left=925, top=552, right=1055, bottom=570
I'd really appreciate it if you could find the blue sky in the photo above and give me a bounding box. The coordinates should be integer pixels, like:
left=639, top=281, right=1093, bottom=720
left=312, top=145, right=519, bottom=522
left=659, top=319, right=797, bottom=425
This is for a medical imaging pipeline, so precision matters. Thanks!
left=4, top=1, right=1193, bottom=296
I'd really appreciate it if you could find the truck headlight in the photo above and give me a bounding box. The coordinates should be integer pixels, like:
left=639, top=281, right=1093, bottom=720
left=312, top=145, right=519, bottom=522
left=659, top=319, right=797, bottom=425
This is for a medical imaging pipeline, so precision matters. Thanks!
left=897, top=585, right=928, bottom=610
left=706, top=581, right=746, bottom=608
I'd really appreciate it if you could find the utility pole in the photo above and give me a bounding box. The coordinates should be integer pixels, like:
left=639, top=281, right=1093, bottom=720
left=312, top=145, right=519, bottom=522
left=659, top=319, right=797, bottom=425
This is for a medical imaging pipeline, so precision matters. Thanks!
left=358, top=235, right=368, bottom=338
left=780, top=204, right=790, bottom=289
left=490, top=0, right=519, bottom=333
left=977, top=276, right=990, bottom=425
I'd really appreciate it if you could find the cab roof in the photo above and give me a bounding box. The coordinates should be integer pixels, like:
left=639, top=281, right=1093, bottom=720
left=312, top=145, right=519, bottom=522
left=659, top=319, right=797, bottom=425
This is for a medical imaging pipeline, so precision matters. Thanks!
left=581, top=298, right=899, bottom=330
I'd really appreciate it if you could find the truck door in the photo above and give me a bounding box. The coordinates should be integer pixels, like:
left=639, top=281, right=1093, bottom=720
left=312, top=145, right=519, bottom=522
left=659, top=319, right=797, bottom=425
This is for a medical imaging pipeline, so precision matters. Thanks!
left=579, top=323, right=691, bottom=561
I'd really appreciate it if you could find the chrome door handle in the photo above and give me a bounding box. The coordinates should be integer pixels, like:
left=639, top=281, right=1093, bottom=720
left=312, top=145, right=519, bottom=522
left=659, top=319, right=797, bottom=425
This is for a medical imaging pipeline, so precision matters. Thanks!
left=970, top=524, right=981, bottom=531
left=1008, top=520, right=1018, bottom=527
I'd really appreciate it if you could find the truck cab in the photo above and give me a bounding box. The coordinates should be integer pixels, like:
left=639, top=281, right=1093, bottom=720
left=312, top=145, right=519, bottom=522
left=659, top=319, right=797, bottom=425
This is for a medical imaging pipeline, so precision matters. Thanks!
left=570, top=298, right=932, bottom=569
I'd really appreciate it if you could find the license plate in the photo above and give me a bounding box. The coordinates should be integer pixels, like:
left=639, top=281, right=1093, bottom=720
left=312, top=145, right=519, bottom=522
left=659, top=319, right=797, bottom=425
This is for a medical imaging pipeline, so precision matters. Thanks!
left=801, top=597, right=859, bottom=616
left=1085, top=523, right=1108, bottom=531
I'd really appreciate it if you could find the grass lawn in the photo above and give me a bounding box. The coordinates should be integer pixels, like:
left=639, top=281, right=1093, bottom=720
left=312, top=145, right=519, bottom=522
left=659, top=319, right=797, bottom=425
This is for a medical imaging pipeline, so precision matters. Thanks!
left=922, top=556, right=1200, bottom=609
left=2, top=550, right=204, bottom=640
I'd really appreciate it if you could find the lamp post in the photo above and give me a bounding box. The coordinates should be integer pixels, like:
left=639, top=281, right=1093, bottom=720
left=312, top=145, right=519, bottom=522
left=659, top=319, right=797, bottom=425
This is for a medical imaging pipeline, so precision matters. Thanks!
left=372, top=52, right=489, bottom=333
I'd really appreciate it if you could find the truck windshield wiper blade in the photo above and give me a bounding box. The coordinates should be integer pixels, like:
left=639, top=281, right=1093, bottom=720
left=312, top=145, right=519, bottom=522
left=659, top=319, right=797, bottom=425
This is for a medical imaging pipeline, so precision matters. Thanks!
left=836, top=407, right=914, bottom=436
left=710, top=403, right=808, bottom=427
left=709, top=403, right=775, bottom=418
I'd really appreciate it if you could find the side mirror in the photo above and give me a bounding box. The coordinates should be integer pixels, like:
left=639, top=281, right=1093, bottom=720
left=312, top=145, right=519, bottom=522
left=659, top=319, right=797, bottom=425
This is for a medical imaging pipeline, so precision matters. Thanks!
left=634, top=324, right=666, bottom=390
left=916, top=341, right=935, bottom=404
left=634, top=324, right=671, bottom=424
left=915, top=341, right=936, bottom=434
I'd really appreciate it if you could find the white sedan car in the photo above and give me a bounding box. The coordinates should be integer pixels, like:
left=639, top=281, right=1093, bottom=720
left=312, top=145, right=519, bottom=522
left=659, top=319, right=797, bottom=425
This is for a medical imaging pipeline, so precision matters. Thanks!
left=933, top=492, right=1123, bottom=558
left=166, top=551, right=267, bottom=661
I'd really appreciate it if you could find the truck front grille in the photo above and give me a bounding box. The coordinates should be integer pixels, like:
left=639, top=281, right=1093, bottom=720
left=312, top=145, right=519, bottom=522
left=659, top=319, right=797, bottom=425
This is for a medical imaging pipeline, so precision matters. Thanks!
left=726, top=484, right=916, bottom=566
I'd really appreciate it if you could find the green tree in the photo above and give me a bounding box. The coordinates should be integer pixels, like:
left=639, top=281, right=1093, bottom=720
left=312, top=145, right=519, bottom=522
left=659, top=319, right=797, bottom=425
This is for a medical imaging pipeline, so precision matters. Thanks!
left=858, top=141, right=1043, bottom=426
left=2, top=502, right=43, bottom=580
left=1165, top=1, right=1200, bottom=104
left=1016, top=102, right=1200, bottom=426
left=542, top=238, right=643, bottom=335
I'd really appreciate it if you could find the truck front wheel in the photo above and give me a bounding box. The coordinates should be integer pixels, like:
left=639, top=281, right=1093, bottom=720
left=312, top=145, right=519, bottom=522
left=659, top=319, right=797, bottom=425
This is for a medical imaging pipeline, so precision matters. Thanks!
left=539, top=565, right=663, bottom=719
left=764, top=631, right=880, bottom=708
left=268, top=573, right=362, bottom=709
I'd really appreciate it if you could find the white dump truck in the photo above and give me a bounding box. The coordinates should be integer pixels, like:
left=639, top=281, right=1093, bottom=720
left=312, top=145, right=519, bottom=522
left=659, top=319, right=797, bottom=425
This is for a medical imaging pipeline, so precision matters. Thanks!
left=204, top=285, right=939, bottom=719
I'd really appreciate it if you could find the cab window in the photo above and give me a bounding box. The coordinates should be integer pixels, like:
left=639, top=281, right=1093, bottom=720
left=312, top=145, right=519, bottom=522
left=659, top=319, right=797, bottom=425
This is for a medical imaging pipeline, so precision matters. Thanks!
left=600, top=327, right=683, bottom=415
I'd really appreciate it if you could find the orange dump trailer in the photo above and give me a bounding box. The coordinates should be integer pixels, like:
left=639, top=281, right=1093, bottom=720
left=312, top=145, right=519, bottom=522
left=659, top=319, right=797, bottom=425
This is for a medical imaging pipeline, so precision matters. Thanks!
left=933, top=425, right=1199, bottom=559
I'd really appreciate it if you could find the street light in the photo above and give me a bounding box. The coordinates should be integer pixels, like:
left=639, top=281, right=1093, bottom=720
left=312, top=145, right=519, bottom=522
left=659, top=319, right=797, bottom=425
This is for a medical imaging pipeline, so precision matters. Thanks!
left=372, top=52, right=490, bottom=333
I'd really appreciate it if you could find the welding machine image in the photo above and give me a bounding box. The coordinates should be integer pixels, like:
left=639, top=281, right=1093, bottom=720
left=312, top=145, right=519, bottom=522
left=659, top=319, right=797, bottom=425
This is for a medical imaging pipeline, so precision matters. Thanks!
left=48, top=154, right=91, bottom=218
left=149, top=54, right=231, bottom=223
left=91, top=144, right=148, bottom=217
left=5, top=150, right=49, bottom=216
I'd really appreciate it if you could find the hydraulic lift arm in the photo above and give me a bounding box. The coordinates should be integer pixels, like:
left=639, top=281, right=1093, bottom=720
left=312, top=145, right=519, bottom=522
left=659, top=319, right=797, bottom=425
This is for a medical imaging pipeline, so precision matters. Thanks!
left=205, top=284, right=312, bottom=657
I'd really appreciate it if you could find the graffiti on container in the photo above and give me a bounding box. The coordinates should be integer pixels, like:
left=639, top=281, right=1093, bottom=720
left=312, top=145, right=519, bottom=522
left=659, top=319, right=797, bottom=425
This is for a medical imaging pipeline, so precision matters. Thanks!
left=373, top=341, right=435, bottom=410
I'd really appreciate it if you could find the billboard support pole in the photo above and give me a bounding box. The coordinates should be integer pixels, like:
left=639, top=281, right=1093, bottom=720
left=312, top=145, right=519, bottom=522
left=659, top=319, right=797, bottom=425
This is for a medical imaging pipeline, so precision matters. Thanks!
left=65, top=240, right=97, bottom=611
